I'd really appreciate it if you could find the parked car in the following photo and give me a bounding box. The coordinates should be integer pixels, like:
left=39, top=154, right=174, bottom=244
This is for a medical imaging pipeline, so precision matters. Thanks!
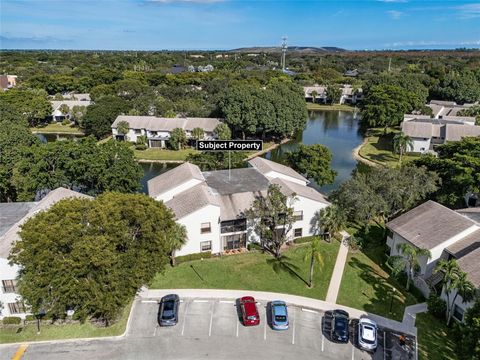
left=240, top=296, right=260, bottom=326
left=358, top=318, right=378, bottom=351
left=331, top=309, right=349, bottom=343
left=271, top=300, right=289, bottom=330
left=158, top=294, right=180, bottom=326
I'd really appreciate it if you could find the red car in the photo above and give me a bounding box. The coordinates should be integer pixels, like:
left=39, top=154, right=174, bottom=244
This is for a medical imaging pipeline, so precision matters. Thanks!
left=240, top=296, right=260, bottom=326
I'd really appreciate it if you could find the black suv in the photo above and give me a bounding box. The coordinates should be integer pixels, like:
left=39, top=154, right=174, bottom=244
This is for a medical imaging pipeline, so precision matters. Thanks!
left=331, top=309, right=349, bottom=343
left=158, top=294, right=180, bottom=326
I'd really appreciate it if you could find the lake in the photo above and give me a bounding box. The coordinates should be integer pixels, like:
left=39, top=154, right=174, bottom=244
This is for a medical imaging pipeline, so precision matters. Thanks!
left=139, top=110, right=363, bottom=194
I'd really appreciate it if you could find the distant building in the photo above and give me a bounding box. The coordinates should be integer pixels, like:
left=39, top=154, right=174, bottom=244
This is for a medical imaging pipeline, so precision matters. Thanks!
left=303, top=84, right=363, bottom=105
left=0, top=75, right=17, bottom=91
left=427, top=100, right=477, bottom=118
left=111, top=115, right=222, bottom=148
left=51, top=100, right=92, bottom=122
left=147, top=157, right=330, bottom=256
left=344, top=69, right=359, bottom=77
left=0, top=188, right=91, bottom=319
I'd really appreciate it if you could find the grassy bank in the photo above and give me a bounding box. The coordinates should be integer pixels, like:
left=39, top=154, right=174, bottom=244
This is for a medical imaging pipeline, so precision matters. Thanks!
left=134, top=148, right=198, bottom=161
left=0, top=302, right=132, bottom=344
left=306, top=103, right=356, bottom=111
left=151, top=240, right=340, bottom=301
left=30, top=123, right=85, bottom=135
left=337, top=225, right=420, bottom=321
left=416, top=313, right=457, bottom=360
left=358, top=128, right=421, bottom=168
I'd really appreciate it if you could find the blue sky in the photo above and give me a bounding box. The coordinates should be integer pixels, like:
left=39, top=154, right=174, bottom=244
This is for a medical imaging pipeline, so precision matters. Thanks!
left=1, top=0, right=479, bottom=50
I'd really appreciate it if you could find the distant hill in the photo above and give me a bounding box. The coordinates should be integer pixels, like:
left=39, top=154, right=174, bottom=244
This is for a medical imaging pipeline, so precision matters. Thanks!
left=230, top=46, right=346, bottom=53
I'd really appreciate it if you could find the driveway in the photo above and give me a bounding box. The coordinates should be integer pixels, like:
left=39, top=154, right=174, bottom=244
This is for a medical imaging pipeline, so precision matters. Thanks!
left=2, top=297, right=415, bottom=360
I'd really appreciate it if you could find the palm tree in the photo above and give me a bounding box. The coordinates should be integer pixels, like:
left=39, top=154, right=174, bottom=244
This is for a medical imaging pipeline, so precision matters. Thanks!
left=393, top=132, right=413, bottom=164
left=315, top=205, right=346, bottom=242
left=304, top=237, right=324, bottom=288
left=390, top=243, right=431, bottom=291
left=117, top=121, right=130, bottom=140
left=311, top=90, right=318, bottom=104
left=447, top=271, right=476, bottom=325
left=167, top=224, right=187, bottom=267
left=434, top=258, right=460, bottom=320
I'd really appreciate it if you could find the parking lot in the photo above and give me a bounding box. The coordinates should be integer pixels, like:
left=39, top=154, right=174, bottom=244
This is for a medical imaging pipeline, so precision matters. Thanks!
left=129, top=297, right=416, bottom=360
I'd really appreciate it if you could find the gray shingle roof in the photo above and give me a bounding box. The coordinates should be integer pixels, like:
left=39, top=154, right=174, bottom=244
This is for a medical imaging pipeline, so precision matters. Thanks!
left=248, top=157, right=308, bottom=183
left=271, top=178, right=330, bottom=205
left=0, top=203, right=36, bottom=237
left=203, top=168, right=270, bottom=195
left=386, top=201, right=476, bottom=250
left=457, top=247, right=480, bottom=288
left=51, top=100, right=91, bottom=110
left=147, top=163, right=205, bottom=199
left=218, top=192, right=260, bottom=221
left=165, top=184, right=219, bottom=219
left=0, top=188, right=92, bottom=258
left=444, top=124, right=480, bottom=141
left=111, top=115, right=222, bottom=133
left=402, top=121, right=434, bottom=138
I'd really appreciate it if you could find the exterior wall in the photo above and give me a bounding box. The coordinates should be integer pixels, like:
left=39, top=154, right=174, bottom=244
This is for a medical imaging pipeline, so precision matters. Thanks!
left=0, top=258, right=28, bottom=319
left=410, top=137, right=431, bottom=153
left=440, top=287, right=476, bottom=322
left=289, top=196, right=329, bottom=238
left=112, top=128, right=216, bottom=147
left=176, top=205, right=221, bottom=256
left=264, top=171, right=308, bottom=186
left=154, top=179, right=204, bottom=203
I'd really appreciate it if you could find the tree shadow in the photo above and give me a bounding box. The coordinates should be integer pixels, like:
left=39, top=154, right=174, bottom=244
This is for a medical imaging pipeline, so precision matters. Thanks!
left=266, top=255, right=310, bottom=287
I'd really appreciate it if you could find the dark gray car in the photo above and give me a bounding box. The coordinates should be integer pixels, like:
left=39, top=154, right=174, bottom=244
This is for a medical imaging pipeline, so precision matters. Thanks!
left=158, top=294, right=180, bottom=326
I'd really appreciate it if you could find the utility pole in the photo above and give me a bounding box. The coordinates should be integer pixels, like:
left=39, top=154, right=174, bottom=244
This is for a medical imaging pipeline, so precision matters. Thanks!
left=388, top=57, right=392, bottom=72
left=281, top=36, right=288, bottom=71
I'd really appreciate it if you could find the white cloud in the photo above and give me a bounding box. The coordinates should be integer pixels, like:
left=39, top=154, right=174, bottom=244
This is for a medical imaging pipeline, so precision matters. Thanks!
left=456, top=3, right=480, bottom=19
left=386, top=10, right=404, bottom=19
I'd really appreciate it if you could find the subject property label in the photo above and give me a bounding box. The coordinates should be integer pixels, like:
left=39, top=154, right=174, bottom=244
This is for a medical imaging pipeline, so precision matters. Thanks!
left=196, top=140, right=263, bottom=151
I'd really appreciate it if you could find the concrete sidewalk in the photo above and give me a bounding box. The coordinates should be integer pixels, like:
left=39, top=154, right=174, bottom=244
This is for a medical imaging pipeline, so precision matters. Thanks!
left=140, top=288, right=417, bottom=336
left=325, top=232, right=350, bottom=303
left=403, top=303, right=427, bottom=328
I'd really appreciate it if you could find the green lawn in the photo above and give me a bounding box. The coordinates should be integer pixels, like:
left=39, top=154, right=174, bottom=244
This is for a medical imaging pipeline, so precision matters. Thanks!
left=306, top=103, right=356, bottom=111
left=151, top=241, right=340, bottom=301
left=358, top=128, right=421, bottom=168
left=134, top=148, right=198, bottom=161
left=416, top=313, right=457, bottom=360
left=30, top=122, right=85, bottom=135
left=337, top=225, right=421, bottom=321
left=0, top=302, right=132, bottom=344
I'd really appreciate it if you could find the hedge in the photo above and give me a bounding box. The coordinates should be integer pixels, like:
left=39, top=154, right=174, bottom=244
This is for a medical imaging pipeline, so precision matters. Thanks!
left=2, top=316, right=22, bottom=325
left=175, top=251, right=213, bottom=264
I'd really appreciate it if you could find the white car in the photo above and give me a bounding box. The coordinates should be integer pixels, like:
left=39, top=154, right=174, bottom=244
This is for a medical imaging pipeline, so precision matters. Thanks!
left=358, top=318, right=378, bottom=351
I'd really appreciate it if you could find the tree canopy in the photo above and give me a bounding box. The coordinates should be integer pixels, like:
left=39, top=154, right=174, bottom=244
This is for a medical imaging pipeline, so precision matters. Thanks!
left=285, top=144, right=336, bottom=186
left=83, top=96, right=130, bottom=139
left=10, top=192, right=186, bottom=324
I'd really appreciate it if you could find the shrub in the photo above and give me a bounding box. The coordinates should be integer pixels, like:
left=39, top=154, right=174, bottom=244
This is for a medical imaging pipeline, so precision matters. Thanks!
left=293, top=236, right=316, bottom=244
left=427, top=293, right=447, bottom=319
left=62, top=119, right=71, bottom=126
left=175, top=252, right=213, bottom=264
left=247, top=242, right=262, bottom=251
left=25, top=315, right=36, bottom=321
left=2, top=316, right=22, bottom=325
left=135, top=144, right=147, bottom=151
left=348, top=235, right=365, bottom=250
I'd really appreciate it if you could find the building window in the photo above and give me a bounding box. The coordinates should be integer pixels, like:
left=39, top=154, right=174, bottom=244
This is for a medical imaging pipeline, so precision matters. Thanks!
left=2, top=280, right=17, bottom=293
left=293, top=210, right=303, bottom=221
left=200, top=241, right=212, bottom=252
left=134, top=129, right=141, bottom=134
left=220, top=218, right=247, bottom=233
left=453, top=305, right=464, bottom=322
left=8, top=302, right=25, bottom=314
left=150, top=131, right=158, bottom=136
left=201, top=222, right=211, bottom=234
left=294, top=228, right=303, bottom=237
left=222, top=233, right=247, bottom=250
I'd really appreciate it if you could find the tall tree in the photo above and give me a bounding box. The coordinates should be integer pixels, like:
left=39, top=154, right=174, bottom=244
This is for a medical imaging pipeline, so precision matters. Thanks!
left=83, top=96, right=130, bottom=139
left=285, top=144, right=336, bottom=186
left=0, top=88, right=52, bottom=127
left=116, top=121, right=130, bottom=138
left=168, top=128, right=187, bottom=150
left=452, top=298, right=480, bottom=360
left=326, top=85, right=342, bottom=104
left=304, top=237, right=324, bottom=288
left=245, top=184, right=296, bottom=259
left=315, top=205, right=346, bottom=241
left=10, top=193, right=186, bottom=324
left=213, top=123, right=232, bottom=140
left=448, top=272, right=476, bottom=325
left=389, top=243, right=431, bottom=291
left=393, top=132, right=413, bottom=164
left=191, top=127, right=204, bottom=141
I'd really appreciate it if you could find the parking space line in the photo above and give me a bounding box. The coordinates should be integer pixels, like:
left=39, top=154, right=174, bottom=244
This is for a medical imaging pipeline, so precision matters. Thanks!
left=181, top=301, right=189, bottom=336
left=193, top=299, right=209, bottom=303
left=301, top=308, right=318, bottom=314
left=383, top=330, right=386, bottom=360
left=351, top=345, right=355, bottom=360
left=320, top=316, right=324, bottom=352
left=264, top=310, right=267, bottom=340
left=322, top=333, right=324, bottom=352
left=292, top=307, right=296, bottom=345
left=236, top=320, right=239, bottom=337
left=141, top=300, right=157, bottom=303
left=219, top=300, right=234, bottom=304
left=153, top=325, right=158, bottom=337
left=209, top=301, right=214, bottom=337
